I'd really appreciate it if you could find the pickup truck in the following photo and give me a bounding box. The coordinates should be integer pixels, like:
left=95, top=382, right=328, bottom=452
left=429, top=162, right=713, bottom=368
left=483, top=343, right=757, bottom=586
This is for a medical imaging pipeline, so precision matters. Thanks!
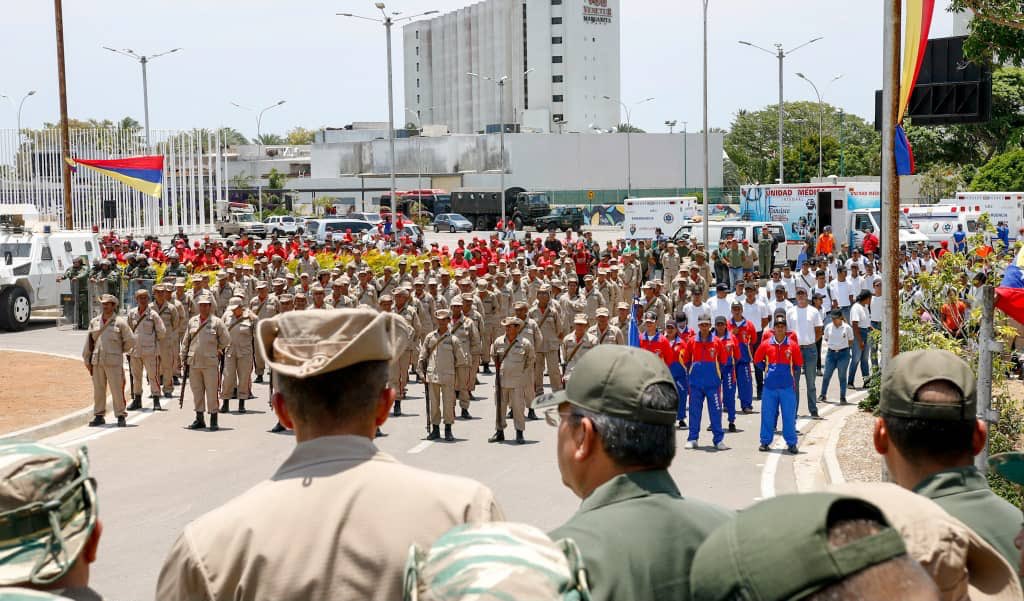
left=217, top=211, right=267, bottom=239
left=534, top=206, right=585, bottom=233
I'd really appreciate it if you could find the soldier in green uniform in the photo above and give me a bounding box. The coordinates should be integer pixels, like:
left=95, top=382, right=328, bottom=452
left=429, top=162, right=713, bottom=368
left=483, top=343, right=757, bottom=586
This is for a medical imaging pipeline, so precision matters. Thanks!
left=989, top=452, right=1024, bottom=577
left=533, top=345, right=731, bottom=601
left=757, top=226, right=775, bottom=281
left=59, top=256, right=90, bottom=329
left=874, top=349, right=1022, bottom=570
left=162, top=253, right=188, bottom=281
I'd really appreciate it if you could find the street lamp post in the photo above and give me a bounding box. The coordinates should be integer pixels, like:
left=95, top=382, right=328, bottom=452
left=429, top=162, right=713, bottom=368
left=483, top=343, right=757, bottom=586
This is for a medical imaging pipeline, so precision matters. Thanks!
left=230, top=99, right=286, bottom=217
left=796, top=72, right=843, bottom=180
left=469, top=68, right=534, bottom=229
left=682, top=120, right=688, bottom=191
left=102, top=46, right=181, bottom=148
left=16, top=91, right=36, bottom=140
left=703, top=0, right=710, bottom=248
left=664, top=120, right=677, bottom=134
left=339, top=4, right=439, bottom=212
left=405, top=107, right=430, bottom=221
left=603, top=95, right=654, bottom=199
left=738, top=36, right=823, bottom=184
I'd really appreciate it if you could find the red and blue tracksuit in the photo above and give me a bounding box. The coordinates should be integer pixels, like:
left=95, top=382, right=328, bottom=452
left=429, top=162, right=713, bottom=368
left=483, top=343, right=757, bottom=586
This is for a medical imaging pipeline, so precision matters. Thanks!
left=729, top=318, right=757, bottom=411
left=639, top=331, right=675, bottom=366
left=753, top=334, right=803, bottom=447
left=681, top=333, right=727, bottom=445
left=668, top=332, right=692, bottom=422
left=713, top=330, right=741, bottom=423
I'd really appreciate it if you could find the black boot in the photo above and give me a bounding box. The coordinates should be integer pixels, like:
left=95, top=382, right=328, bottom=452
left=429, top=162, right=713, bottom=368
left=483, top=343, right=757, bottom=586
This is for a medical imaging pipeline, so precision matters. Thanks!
left=516, top=430, right=525, bottom=444
left=527, top=408, right=538, bottom=421
left=460, top=408, right=472, bottom=419
left=172, top=375, right=180, bottom=386
left=209, top=413, right=219, bottom=432
left=128, top=395, right=142, bottom=410
left=488, top=430, right=505, bottom=443
left=677, top=419, right=687, bottom=429
left=444, top=424, right=454, bottom=442
left=270, top=421, right=287, bottom=433
left=254, top=374, right=264, bottom=384
left=232, top=388, right=238, bottom=399
left=188, top=412, right=206, bottom=430
left=393, top=401, right=402, bottom=417
left=482, top=363, right=492, bottom=374
left=427, top=425, right=441, bottom=440
left=117, top=415, right=127, bottom=427
left=238, top=399, right=246, bottom=414
left=220, top=399, right=230, bottom=413
left=153, top=396, right=162, bottom=411
left=88, top=415, right=105, bottom=427
left=507, top=408, right=513, bottom=418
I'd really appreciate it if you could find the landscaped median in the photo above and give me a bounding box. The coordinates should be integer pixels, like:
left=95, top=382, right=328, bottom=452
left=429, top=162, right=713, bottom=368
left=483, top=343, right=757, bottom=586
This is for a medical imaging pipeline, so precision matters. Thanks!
left=0, top=350, right=95, bottom=440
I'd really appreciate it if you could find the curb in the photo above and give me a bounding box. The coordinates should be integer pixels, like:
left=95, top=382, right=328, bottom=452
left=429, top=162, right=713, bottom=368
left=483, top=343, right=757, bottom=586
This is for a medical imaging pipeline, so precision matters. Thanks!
left=792, top=392, right=866, bottom=493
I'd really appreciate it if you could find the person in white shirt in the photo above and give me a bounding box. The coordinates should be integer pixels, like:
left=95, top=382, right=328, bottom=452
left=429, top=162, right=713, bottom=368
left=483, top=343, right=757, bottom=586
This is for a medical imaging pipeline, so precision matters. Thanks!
left=819, top=309, right=854, bottom=404
left=767, top=286, right=793, bottom=316
left=741, top=282, right=771, bottom=398
left=796, top=264, right=816, bottom=295
left=829, top=266, right=854, bottom=320
left=847, top=264, right=864, bottom=298
left=869, top=279, right=883, bottom=372
left=861, top=262, right=881, bottom=290
left=826, top=256, right=840, bottom=281
left=682, top=291, right=712, bottom=334
left=780, top=265, right=797, bottom=301
left=848, top=290, right=874, bottom=389
left=707, top=283, right=733, bottom=321
left=812, top=270, right=833, bottom=310
left=726, top=279, right=746, bottom=305
left=786, top=288, right=824, bottom=417
left=765, top=270, right=785, bottom=298
left=844, top=248, right=868, bottom=273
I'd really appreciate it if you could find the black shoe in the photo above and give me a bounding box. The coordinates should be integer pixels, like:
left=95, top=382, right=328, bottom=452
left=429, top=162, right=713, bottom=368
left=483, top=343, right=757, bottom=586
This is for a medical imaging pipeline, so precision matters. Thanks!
left=741, top=407, right=753, bottom=415
left=172, top=376, right=180, bottom=386
left=393, top=401, right=402, bottom=417
left=516, top=430, right=525, bottom=444
left=220, top=399, right=230, bottom=413
left=728, top=422, right=737, bottom=433
left=376, top=427, right=384, bottom=437
left=117, top=415, right=127, bottom=427
left=254, top=375, right=264, bottom=384
left=817, top=395, right=826, bottom=403
left=527, top=408, right=538, bottom=421
left=88, top=415, right=105, bottom=427
left=810, top=412, right=820, bottom=419
left=444, top=425, right=454, bottom=442
left=153, top=397, right=162, bottom=411
left=787, top=445, right=798, bottom=454
left=163, top=390, right=175, bottom=399
left=507, top=409, right=513, bottom=418
left=758, top=444, right=770, bottom=452
left=839, top=398, right=849, bottom=405
left=128, top=395, right=142, bottom=411
left=238, top=400, right=246, bottom=414
left=488, top=430, right=505, bottom=443
left=677, top=419, right=687, bottom=429
left=427, top=425, right=441, bottom=440
left=706, top=425, right=712, bottom=432
left=270, top=422, right=287, bottom=433
left=188, top=412, right=206, bottom=430
left=460, top=408, right=471, bottom=419
left=482, top=365, right=492, bottom=374
left=209, top=413, right=219, bottom=432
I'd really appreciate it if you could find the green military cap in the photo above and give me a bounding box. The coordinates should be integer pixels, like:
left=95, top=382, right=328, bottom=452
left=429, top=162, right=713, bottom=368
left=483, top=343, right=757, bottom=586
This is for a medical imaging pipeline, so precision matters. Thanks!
left=989, top=452, right=1024, bottom=486
left=690, top=493, right=906, bottom=601
left=0, top=589, right=74, bottom=601
left=533, top=345, right=676, bottom=426
left=0, top=444, right=98, bottom=586
left=879, top=349, right=976, bottom=421
left=403, top=522, right=590, bottom=601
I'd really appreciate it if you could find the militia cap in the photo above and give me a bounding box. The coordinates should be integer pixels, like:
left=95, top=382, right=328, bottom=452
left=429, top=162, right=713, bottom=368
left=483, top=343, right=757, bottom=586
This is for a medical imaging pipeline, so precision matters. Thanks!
left=714, top=315, right=727, bottom=324
left=879, top=350, right=976, bottom=420
left=573, top=314, right=589, bottom=325
left=697, top=313, right=712, bottom=325
left=434, top=309, right=451, bottom=320
left=532, top=345, right=677, bottom=426
left=98, top=294, right=118, bottom=305
left=595, top=307, right=609, bottom=317
left=502, top=316, right=523, bottom=327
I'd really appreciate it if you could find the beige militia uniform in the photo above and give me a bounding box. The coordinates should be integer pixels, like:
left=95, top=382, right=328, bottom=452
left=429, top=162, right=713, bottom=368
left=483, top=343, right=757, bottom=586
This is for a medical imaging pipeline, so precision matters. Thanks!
left=597, top=279, right=620, bottom=310
left=561, top=332, right=598, bottom=384
left=355, top=284, right=378, bottom=310
left=181, top=315, right=230, bottom=413
left=528, top=303, right=564, bottom=394
left=492, top=284, right=512, bottom=319
left=377, top=275, right=399, bottom=298
left=420, top=329, right=467, bottom=425
left=172, top=293, right=188, bottom=376
left=510, top=282, right=529, bottom=306
left=477, top=292, right=500, bottom=360
left=582, top=286, right=606, bottom=325
left=221, top=310, right=256, bottom=401
left=213, top=283, right=239, bottom=315
left=127, top=305, right=167, bottom=397
left=519, top=316, right=544, bottom=391
left=662, top=251, right=682, bottom=285
left=491, top=334, right=535, bottom=432
left=156, top=435, right=503, bottom=601
left=464, top=305, right=486, bottom=378
left=153, top=300, right=180, bottom=395
left=589, top=324, right=625, bottom=345
left=621, top=261, right=641, bottom=301
left=249, top=293, right=279, bottom=377
left=391, top=305, right=420, bottom=396
left=82, top=314, right=135, bottom=417
left=450, top=316, right=479, bottom=409
left=331, top=291, right=356, bottom=310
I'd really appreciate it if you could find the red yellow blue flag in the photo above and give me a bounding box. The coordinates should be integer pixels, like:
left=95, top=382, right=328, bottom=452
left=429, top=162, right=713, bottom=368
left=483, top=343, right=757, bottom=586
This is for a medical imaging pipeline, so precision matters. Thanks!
left=996, top=245, right=1024, bottom=324
left=895, top=0, right=935, bottom=176
left=67, top=155, right=164, bottom=199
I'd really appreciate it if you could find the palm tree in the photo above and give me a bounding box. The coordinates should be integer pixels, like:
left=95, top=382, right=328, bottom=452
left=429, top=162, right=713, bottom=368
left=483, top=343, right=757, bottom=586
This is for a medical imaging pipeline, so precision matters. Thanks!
left=256, top=133, right=284, bottom=145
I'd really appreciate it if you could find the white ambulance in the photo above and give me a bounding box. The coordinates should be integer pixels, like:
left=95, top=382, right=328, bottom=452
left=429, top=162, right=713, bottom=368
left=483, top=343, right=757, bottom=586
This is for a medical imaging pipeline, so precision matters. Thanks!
left=902, top=205, right=981, bottom=245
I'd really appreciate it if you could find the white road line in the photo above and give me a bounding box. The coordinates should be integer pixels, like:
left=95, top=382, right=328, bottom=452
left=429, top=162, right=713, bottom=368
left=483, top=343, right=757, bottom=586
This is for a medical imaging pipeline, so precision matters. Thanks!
left=759, top=391, right=867, bottom=499
left=407, top=440, right=433, bottom=454
left=53, top=410, right=155, bottom=447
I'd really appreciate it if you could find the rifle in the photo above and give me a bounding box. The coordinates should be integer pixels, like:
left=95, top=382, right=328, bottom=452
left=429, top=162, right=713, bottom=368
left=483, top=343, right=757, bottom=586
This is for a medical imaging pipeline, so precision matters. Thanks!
left=495, top=350, right=502, bottom=423
left=179, top=365, right=190, bottom=409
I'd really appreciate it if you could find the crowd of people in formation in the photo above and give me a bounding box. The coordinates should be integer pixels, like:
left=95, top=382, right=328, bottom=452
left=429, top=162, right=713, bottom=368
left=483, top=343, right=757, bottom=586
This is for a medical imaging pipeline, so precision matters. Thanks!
left=3, top=324, right=1023, bottom=601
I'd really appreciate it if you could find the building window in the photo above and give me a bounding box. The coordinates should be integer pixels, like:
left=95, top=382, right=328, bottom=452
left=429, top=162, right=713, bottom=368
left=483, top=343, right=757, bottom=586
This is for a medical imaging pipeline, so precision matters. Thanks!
left=551, top=36, right=562, bottom=44
left=552, top=56, right=563, bottom=63
left=553, top=113, right=564, bottom=121
left=552, top=75, right=563, bottom=83
left=552, top=0, right=562, bottom=4
left=417, top=94, right=421, bottom=103
left=416, top=78, right=420, bottom=88
left=552, top=95, right=564, bottom=102
left=551, top=17, right=562, bottom=24
left=416, top=62, right=420, bottom=72
left=415, top=30, right=419, bottom=39
left=415, top=46, right=419, bottom=56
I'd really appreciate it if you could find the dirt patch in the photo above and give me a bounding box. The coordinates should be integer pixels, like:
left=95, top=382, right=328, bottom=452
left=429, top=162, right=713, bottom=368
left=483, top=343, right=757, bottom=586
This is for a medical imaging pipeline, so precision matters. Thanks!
left=0, top=351, right=93, bottom=434
left=836, top=409, right=883, bottom=483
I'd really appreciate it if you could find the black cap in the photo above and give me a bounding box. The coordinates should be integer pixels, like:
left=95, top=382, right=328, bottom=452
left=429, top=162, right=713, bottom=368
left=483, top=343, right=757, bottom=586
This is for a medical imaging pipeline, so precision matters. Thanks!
left=857, top=290, right=873, bottom=302
left=716, top=283, right=729, bottom=292
left=830, top=309, right=844, bottom=319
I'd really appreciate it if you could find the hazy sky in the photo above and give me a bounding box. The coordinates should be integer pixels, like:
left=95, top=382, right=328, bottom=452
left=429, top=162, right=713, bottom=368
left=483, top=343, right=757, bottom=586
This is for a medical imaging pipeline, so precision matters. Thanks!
left=1, top=1, right=958, bottom=138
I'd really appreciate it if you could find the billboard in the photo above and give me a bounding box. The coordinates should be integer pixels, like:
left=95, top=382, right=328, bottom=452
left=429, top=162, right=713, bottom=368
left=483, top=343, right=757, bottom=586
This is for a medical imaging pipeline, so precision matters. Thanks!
left=740, top=185, right=844, bottom=241
left=846, top=182, right=881, bottom=210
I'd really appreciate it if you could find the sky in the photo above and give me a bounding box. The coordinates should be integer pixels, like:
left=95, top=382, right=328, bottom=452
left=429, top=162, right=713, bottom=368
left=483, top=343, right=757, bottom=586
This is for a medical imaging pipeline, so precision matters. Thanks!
left=1, top=1, right=959, bottom=139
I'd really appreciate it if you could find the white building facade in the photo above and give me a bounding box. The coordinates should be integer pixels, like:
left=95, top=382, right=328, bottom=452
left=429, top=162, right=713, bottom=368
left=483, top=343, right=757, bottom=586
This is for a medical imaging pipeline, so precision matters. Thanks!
left=403, top=0, right=621, bottom=135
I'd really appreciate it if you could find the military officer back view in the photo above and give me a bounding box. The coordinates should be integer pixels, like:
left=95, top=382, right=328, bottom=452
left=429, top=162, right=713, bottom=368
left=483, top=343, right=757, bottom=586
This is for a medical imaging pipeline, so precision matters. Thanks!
left=82, top=294, right=135, bottom=427
left=153, top=284, right=180, bottom=398
left=248, top=281, right=278, bottom=383
left=126, top=289, right=167, bottom=411
left=157, top=309, right=503, bottom=601
left=220, top=297, right=256, bottom=414
left=489, top=316, right=535, bottom=444
left=419, top=309, right=467, bottom=442
left=181, top=296, right=229, bottom=431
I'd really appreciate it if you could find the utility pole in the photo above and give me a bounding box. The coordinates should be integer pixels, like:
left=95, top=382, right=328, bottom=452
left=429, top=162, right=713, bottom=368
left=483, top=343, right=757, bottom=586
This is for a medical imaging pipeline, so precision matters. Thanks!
left=880, top=0, right=901, bottom=368
left=702, top=0, right=710, bottom=249
left=839, top=109, right=846, bottom=177
left=975, top=286, right=1000, bottom=475
left=54, top=0, right=73, bottom=230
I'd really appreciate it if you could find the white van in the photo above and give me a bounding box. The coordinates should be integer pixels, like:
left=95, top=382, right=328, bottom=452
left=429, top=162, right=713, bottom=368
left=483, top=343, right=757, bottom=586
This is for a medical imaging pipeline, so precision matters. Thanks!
left=305, top=218, right=376, bottom=245
left=671, top=220, right=789, bottom=267
left=623, top=197, right=700, bottom=239
left=903, top=205, right=981, bottom=244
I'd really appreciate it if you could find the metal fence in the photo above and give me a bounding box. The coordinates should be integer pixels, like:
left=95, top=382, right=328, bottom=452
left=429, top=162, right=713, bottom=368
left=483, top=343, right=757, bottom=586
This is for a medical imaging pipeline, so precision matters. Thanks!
left=0, top=128, right=227, bottom=235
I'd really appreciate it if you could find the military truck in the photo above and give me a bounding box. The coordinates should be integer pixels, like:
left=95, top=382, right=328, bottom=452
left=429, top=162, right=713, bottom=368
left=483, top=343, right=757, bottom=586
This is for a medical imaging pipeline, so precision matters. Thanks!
left=450, top=188, right=551, bottom=231
left=534, top=206, right=585, bottom=233
left=215, top=201, right=267, bottom=238
left=0, top=205, right=101, bottom=331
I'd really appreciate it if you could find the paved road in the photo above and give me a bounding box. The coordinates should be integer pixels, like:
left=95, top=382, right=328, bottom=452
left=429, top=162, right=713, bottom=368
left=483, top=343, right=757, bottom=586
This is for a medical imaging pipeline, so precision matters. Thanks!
left=1, top=319, right=861, bottom=600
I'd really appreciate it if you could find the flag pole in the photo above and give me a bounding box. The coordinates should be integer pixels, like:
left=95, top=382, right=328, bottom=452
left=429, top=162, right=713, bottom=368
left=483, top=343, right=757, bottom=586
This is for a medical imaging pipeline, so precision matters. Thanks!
left=54, top=0, right=73, bottom=230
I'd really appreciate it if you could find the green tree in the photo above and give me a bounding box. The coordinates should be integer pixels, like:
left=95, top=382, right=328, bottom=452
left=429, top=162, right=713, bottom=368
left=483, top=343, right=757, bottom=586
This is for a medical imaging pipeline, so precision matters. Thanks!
left=970, top=148, right=1024, bottom=190
left=949, top=0, right=1024, bottom=66
left=229, top=172, right=253, bottom=189
left=284, top=127, right=316, bottom=145
left=918, top=163, right=967, bottom=203
left=217, top=127, right=249, bottom=146
left=266, top=168, right=287, bottom=190
left=616, top=123, right=645, bottom=133
left=256, top=133, right=284, bottom=145
left=313, top=196, right=335, bottom=217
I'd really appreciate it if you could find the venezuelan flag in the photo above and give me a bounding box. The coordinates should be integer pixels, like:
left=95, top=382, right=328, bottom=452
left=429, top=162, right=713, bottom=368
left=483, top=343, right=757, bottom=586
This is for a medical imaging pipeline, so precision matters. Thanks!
left=996, top=245, right=1024, bottom=323
left=68, top=155, right=164, bottom=198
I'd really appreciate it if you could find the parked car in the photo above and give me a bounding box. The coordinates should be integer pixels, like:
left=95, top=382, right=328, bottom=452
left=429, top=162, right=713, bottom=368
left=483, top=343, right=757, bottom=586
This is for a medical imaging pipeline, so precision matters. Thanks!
left=264, top=215, right=300, bottom=237
left=350, top=211, right=384, bottom=226
left=534, top=206, right=585, bottom=233
left=433, top=213, right=473, bottom=233
left=305, top=218, right=375, bottom=245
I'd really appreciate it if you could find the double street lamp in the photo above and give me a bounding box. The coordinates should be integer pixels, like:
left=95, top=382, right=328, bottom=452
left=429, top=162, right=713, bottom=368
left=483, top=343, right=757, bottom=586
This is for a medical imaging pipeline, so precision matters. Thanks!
left=102, top=46, right=182, bottom=148
left=602, top=95, right=654, bottom=199
left=230, top=99, right=287, bottom=216
left=795, top=72, right=843, bottom=180
left=339, top=3, right=439, bottom=210
left=1, top=91, right=37, bottom=140
left=738, top=36, right=823, bottom=184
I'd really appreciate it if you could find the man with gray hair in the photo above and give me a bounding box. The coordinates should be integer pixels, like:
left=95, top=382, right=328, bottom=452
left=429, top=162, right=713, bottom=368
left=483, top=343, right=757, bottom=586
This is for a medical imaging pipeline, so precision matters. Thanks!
left=533, top=345, right=731, bottom=601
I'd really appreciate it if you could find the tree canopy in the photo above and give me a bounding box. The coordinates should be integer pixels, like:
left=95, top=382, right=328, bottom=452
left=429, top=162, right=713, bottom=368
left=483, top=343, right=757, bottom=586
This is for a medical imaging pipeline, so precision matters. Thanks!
left=284, top=127, right=316, bottom=145
left=970, top=148, right=1024, bottom=190
left=950, top=1, right=1024, bottom=66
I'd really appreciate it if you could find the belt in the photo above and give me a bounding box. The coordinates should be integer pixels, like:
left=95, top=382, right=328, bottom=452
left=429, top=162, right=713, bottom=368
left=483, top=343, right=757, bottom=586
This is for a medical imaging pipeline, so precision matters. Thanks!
left=828, top=347, right=850, bottom=352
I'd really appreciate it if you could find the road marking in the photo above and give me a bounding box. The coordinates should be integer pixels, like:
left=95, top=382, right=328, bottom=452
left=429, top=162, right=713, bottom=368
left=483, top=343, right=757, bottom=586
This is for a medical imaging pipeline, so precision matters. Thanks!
left=759, top=391, right=868, bottom=499
left=52, top=410, right=155, bottom=447
left=407, top=440, right=433, bottom=454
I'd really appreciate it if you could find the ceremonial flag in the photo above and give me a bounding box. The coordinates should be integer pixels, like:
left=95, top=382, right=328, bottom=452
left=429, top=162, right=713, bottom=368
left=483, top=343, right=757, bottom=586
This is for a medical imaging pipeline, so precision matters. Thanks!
left=895, top=0, right=935, bottom=175
left=996, top=245, right=1024, bottom=324
left=628, top=297, right=641, bottom=348
left=67, top=155, right=164, bottom=198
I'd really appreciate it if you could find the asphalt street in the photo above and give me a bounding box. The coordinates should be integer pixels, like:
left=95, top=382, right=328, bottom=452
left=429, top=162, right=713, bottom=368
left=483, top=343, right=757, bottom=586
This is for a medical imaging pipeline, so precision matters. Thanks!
left=0, top=315, right=863, bottom=601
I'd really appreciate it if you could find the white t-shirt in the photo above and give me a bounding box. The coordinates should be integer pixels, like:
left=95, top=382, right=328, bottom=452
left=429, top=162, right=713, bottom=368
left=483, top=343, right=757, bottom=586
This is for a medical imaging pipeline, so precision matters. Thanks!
left=683, top=302, right=712, bottom=333
left=742, top=299, right=770, bottom=332
left=707, top=296, right=733, bottom=321
left=781, top=275, right=797, bottom=299
left=845, top=256, right=868, bottom=272
left=850, top=302, right=871, bottom=328
left=768, top=299, right=793, bottom=316
left=869, top=295, right=884, bottom=322
left=787, top=304, right=823, bottom=346
left=847, top=275, right=864, bottom=298
left=812, top=284, right=833, bottom=308
left=830, top=280, right=854, bottom=308
left=796, top=271, right=816, bottom=292
left=823, top=322, right=855, bottom=350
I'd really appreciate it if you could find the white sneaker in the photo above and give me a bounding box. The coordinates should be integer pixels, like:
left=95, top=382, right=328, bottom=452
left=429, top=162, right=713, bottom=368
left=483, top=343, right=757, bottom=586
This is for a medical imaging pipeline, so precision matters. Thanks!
left=714, top=442, right=729, bottom=451
left=685, top=440, right=698, bottom=449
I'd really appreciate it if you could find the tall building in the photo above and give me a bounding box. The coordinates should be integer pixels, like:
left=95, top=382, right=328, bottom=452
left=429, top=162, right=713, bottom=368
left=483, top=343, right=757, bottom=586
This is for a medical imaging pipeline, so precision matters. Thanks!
left=403, top=0, right=621, bottom=135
